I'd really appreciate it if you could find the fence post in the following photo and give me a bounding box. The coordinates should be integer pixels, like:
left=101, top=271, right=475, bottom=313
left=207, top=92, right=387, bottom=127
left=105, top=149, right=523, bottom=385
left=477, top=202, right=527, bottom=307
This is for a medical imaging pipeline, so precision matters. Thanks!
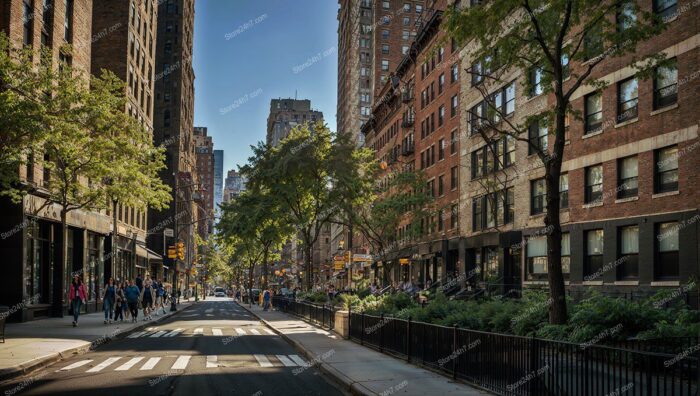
left=406, top=316, right=412, bottom=363
left=360, top=311, right=364, bottom=346
left=380, top=313, right=384, bottom=353
left=452, top=324, right=457, bottom=380
left=528, top=336, right=539, bottom=395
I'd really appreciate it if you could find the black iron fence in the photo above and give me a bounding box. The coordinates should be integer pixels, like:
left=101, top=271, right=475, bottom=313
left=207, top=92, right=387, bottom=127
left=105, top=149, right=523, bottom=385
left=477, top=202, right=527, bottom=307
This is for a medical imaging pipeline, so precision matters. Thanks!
left=349, top=311, right=699, bottom=396
left=272, top=297, right=335, bottom=330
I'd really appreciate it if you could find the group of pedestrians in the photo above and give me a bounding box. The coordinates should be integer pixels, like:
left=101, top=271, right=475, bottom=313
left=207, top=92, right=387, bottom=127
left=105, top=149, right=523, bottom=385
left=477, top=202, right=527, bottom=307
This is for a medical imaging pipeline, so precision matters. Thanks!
left=68, top=274, right=168, bottom=327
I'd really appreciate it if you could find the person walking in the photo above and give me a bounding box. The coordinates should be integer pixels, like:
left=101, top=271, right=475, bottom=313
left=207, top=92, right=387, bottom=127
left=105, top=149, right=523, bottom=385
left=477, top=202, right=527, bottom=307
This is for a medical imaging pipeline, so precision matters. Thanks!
left=125, top=280, right=141, bottom=323
left=102, top=277, right=116, bottom=324
left=69, top=275, right=87, bottom=327
left=114, top=281, right=125, bottom=322
left=141, top=280, right=155, bottom=321
left=155, top=280, right=166, bottom=315
left=262, top=289, right=271, bottom=311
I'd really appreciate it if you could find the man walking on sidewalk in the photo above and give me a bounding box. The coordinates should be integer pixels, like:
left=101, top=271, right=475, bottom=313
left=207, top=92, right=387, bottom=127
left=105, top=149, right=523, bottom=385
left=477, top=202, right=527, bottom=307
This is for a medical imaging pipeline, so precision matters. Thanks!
left=125, top=280, right=141, bottom=323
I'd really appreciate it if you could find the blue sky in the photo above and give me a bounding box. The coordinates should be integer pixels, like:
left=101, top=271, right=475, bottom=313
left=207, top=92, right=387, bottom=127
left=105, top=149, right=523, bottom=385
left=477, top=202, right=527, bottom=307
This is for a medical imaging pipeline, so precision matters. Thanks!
left=193, top=0, right=339, bottom=175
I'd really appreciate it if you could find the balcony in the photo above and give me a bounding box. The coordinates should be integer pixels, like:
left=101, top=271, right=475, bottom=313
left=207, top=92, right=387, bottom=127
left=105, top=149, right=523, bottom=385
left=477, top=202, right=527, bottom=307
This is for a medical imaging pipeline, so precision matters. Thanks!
left=401, top=141, right=415, bottom=156
left=402, top=113, right=415, bottom=128
left=401, top=90, right=413, bottom=103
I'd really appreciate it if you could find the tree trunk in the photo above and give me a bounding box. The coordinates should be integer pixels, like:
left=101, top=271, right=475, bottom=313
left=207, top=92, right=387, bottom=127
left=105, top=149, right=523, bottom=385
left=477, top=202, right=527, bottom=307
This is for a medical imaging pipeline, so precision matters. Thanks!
left=305, top=243, right=313, bottom=291
left=247, top=262, right=255, bottom=307
left=53, top=209, right=68, bottom=317
left=544, top=107, right=568, bottom=325
left=262, top=247, right=269, bottom=290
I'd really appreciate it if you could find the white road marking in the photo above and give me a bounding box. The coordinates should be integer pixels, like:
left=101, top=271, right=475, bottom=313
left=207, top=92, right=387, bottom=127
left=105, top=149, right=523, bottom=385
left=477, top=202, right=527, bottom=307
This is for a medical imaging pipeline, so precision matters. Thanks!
left=193, top=328, right=204, bottom=335
left=254, top=354, right=273, bottom=367
left=149, top=330, right=167, bottom=338
left=140, top=357, right=161, bottom=370
left=275, top=355, right=296, bottom=367
left=57, top=360, right=92, bottom=372
left=289, top=355, right=307, bottom=367
left=249, top=329, right=261, bottom=335
left=163, top=328, right=183, bottom=337
left=263, top=329, right=275, bottom=335
left=115, top=357, right=144, bottom=371
left=212, top=328, right=223, bottom=336
left=206, top=355, right=218, bottom=368
left=235, top=328, right=246, bottom=335
left=86, top=357, right=121, bottom=373
left=171, top=355, right=191, bottom=370
left=128, top=331, right=148, bottom=338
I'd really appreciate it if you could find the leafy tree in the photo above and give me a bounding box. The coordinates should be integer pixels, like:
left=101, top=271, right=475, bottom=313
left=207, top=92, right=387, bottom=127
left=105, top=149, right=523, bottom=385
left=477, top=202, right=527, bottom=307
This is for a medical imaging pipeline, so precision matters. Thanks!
left=446, top=0, right=667, bottom=323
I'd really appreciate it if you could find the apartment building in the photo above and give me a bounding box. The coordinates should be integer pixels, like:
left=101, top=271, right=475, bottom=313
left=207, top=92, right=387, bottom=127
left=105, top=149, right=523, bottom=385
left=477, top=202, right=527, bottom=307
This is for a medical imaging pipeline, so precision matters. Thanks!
left=0, top=0, right=98, bottom=320
left=194, top=127, right=214, bottom=241
left=266, top=98, right=323, bottom=147
left=459, top=0, right=699, bottom=298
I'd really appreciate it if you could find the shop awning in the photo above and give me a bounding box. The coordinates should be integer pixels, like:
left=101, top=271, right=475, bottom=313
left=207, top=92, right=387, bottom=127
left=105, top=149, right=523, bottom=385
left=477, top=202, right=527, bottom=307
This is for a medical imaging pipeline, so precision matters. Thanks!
left=136, top=245, right=163, bottom=261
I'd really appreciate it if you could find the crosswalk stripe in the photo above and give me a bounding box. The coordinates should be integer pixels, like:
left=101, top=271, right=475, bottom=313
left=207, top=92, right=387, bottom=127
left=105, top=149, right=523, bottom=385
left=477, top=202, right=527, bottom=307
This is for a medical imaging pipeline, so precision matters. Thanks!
left=235, top=328, right=246, bottom=335
left=263, top=329, right=275, bottom=335
left=128, top=331, right=148, bottom=338
left=86, top=357, right=121, bottom=373
left=171, top=355, right=191, bottom=370
left=289, top=355, right=307, bottom=367
left=254, top=354, right=273, bottom=368
left=206, top=355, right=218, bottom=368
left=249, top=329, right=261, bottom=335
left=150, top=330, right=168, bottom=338
left=276, top=355, right=296, bottom=367
left=115, top=357, right=144, bottom=371
left=212, top=328, right=223, bottom=336
left=140, top=357, right=161, bottom=370
left=193, top=328, right=204, bottom=335
left=57, top=359, right=93, bottom=372
left=163, top=328, right=183, bottom=337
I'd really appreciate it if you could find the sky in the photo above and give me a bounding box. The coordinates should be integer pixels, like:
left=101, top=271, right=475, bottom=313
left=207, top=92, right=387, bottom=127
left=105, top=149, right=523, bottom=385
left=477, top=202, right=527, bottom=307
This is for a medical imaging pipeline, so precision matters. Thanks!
left=193, top=0, right=339, bottom=176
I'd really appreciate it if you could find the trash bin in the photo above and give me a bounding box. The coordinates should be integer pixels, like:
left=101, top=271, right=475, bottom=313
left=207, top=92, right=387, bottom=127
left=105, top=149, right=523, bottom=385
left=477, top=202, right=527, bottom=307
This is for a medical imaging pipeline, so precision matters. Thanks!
left=0, top=305, right=9, bottom=343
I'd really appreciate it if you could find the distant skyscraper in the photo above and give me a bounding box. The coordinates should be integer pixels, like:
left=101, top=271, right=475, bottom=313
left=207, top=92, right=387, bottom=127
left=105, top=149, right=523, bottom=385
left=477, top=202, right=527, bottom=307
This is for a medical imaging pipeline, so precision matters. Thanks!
left=223, top=170, right=247, bottom=202
left=266, top=98, right=324, bottom=147
left=213, top=150, right=224, bottom=219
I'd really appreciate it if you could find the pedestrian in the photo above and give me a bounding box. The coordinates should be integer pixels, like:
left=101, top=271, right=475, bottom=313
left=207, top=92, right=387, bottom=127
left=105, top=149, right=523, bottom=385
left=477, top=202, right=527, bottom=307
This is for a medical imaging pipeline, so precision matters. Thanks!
left=156, top=280, right=166, bottom=315
left=69, top=275, right=87, bottom=327
left=125, top=279, right=141, bottom=322
left=262, top=289, right=271, bottom=311
left=114, top=281, right=125, bottom=322
left=102, top=277, right=116, bottom=324
left=235, top=290, right=241, bottom=302
left=141, top=279, right=155, bottom=321
left=121, top=281, right=131, bottom=321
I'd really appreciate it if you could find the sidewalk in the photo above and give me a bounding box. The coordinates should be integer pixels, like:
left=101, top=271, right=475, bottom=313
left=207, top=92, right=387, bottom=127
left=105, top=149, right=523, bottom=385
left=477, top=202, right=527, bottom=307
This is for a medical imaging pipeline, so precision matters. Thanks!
left=239, top=303, right=490, bottom=396
left=0, top=298, right=196, bottom=382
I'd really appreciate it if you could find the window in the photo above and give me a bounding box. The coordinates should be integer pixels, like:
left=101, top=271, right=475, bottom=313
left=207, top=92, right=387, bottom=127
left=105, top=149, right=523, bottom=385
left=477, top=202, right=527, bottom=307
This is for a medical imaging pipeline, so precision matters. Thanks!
left=531, top=179, right=546, bottom=215
left=438, top=105, right=445, bottom=127
left=618, top=226, right=639, bottom=279
left=655, top=222, right=679, bottom=280
left=382, top=15, right=391, bottom=25
left=403, top=3, right=410, bottom=12
left=585, top=165, right=603, bottom=204
left=617, top=78, right=638, bottom=122
left=451, top=95, right=458, bottom=117
left=561, top=54, right=570, bottom=79
left=381, top=44, right=389, bottom=54
left=528, top=121, right=548, bottom=154
left=471, top=60, right=483, bottom=85
left=655, top=146, right=678, bottom=193
left=450, top=130, right=458, bottom=155
left=504, top=82, right=515, bottom=115
left=438, top=210, right=444, bottom=231
left=438, top=175, right=444, bottom=196
left=584, top=93, right=603, bottom=134
left=654, top=58, right=678, bottom=109
left=416, top=4, right=423, bottom=13
left=560, top=174, right=569, bottom=209
left=653, top=0, right=677, bottom=20
left=526, top=233, right=570, bottom=280
left=451, top=63, right=459, bottom=83
left=529, top=66, right=543, bottom=97
left=450, top=166, right=458, bottom=190
left=381, top=60, right=389, bottom=71
left=438, top=139, right=445, bottom=160
left=450, top=204, right=458, bottom=229
left=403, top=17, right=410, bottom=26
left=382, top=30, right=389, bottom=40
left=438, top=73, right=445, bottom=94
left=584, top=24, right=603, bottom=61
left=584, top=229, right=604, bottom=279
left=163, top=109, right=171, bottom=127
left=402, top=30, right=409, bottom=40
left=402, top=45, right=409, bottom=55
left=23, top=0, right=33, bottom=46
left=617, top=1, right=636, bottom=31
left=438, top=47, right=445, bottom=63
left=472, top=198, right=483, bottom=231
left=64, top=0, right=73, bottom=42
left=469, top=102, right=485, bottom=135
left=382, top=0, right=389, bottom=9
left=617, top=156, right=638, bottom=198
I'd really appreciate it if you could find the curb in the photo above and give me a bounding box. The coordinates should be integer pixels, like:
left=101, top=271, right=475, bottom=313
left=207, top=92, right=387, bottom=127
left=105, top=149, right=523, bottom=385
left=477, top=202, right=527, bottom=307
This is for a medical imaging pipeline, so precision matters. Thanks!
left=236, top=302, right=372, bottom=396
left=0, top=302, right=196, bottom=383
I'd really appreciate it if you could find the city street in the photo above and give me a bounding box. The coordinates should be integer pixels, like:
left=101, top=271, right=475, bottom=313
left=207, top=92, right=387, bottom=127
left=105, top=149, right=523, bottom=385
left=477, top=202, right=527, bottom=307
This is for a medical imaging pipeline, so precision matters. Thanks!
left=0, top=299, right=344, bottom=396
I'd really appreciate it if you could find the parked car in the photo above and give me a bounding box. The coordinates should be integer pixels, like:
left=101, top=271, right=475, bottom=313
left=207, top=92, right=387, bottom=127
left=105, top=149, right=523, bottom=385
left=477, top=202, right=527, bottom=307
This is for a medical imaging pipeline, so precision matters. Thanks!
left=214, top=287, right=226, bottom=297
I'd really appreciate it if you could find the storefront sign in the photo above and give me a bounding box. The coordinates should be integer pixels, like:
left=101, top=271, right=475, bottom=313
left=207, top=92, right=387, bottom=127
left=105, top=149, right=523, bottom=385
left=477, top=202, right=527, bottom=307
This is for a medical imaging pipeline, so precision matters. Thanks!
left=399, top=258, right=410, bottom=266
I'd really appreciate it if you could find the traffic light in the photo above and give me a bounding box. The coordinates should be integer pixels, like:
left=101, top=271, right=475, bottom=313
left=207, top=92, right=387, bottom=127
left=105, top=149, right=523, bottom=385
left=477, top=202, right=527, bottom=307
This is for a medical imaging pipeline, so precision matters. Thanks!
left=167, top=246, right=177, bottom=259
left=177, top=241, right=185, bottom=260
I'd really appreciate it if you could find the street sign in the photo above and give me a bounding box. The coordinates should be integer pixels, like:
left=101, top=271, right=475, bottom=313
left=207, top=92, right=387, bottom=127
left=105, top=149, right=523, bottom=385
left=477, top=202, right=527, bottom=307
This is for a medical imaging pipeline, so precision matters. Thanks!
left=164, top=228, right=174, bottom=237
left=353, top=254, right=372, bottom=262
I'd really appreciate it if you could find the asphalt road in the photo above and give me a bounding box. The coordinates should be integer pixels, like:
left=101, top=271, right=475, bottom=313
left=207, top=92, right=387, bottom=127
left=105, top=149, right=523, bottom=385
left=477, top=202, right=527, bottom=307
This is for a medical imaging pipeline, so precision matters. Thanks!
left=0, top=298, right=345, bottom=396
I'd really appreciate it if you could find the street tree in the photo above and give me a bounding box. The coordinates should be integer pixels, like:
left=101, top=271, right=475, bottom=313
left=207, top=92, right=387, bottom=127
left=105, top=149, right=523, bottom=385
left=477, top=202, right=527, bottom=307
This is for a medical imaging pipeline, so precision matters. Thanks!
left=446, top=0, right=668, bottom=323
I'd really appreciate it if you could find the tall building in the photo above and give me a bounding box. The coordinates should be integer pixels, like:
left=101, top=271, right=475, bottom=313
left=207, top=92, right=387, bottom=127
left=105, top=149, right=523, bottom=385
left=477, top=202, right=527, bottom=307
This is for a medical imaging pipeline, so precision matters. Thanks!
left=194, top=127, right=214, bottom=241
left=266, top=98, right=323, bottom=147
left=213, top=149, right=224, bottom=220
left=148, top=0, right=197, bottom=293
left=91, top=0, right=162, bottom=289
left=223, top=170, right=247, bottom=202
left=0, top=0, right=97, bottom=321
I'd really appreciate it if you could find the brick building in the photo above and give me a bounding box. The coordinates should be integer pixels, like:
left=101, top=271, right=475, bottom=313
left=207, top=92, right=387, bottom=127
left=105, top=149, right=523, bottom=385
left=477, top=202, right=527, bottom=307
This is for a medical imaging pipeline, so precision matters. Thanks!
left=265, top=98, right=323, bottom=147
left=458, top=0, right=700, bottom=298
left=147, top=0, right=197, bottom=294
left=193, top=126, right=214, bottom=241
left=0, top=0, right=100, bottom=320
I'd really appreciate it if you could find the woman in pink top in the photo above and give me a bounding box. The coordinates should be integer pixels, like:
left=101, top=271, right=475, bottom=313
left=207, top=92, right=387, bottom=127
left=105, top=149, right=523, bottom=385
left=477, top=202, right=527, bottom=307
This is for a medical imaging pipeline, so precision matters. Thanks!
left=69, top=275, right=87, bottom=326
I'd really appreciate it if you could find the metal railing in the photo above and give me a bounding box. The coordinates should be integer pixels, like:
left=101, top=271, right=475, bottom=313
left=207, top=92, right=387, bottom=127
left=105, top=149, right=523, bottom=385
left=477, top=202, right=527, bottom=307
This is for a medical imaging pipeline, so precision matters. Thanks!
left=272, top=296, right=335, bottom=330
left=349, top=311, right=699, bottom=396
